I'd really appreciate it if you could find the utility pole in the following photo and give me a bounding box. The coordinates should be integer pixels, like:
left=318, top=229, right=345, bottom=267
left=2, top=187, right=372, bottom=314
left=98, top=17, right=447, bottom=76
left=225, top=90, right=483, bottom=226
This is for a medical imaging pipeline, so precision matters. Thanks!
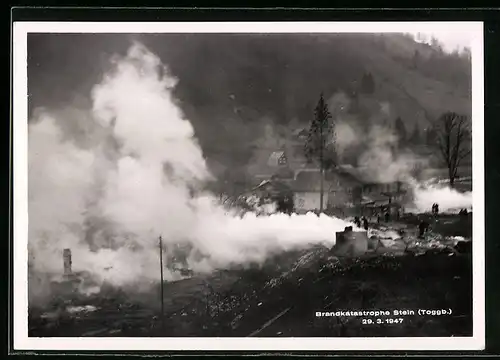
left=159, top=235, right=165, bottom=329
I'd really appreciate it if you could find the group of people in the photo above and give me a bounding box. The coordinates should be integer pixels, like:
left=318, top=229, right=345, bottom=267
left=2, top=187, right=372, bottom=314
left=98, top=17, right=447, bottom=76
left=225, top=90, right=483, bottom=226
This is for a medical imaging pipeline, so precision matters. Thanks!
left=431, top=203, right=440, bottom=215
left=355, top=210, right=395, bottom=230
left=376, top=211, right=391, bottom=224
left=354, top=216, right=369, bottom=231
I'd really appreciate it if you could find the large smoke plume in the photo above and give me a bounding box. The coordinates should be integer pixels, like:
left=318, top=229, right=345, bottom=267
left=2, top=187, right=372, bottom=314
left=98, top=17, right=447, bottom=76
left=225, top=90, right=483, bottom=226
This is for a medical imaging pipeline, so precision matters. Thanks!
left=28, top=42, right=353, bottom=303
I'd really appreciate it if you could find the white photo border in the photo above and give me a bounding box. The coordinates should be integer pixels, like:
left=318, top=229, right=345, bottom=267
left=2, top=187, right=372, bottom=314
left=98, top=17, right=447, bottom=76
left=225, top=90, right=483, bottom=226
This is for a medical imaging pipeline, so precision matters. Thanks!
left=12, top=21, right=485, bottom=351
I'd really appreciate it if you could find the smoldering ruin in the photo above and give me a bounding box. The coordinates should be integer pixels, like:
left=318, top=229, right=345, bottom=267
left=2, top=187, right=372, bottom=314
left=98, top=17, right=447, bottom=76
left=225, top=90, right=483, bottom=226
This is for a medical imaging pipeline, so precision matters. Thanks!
left=26, top=34, right=474, bottom=338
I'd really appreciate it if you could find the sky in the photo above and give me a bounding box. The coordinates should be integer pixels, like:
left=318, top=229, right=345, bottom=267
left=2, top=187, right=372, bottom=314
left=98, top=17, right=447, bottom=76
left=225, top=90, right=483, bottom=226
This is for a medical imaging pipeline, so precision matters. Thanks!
left=409, top=31, right=473, bottom=52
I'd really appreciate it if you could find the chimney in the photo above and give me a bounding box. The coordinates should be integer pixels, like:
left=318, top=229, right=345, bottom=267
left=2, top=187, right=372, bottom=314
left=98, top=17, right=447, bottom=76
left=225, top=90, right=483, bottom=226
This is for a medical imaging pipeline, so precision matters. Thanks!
left=63, top=248, right=72, bottom=275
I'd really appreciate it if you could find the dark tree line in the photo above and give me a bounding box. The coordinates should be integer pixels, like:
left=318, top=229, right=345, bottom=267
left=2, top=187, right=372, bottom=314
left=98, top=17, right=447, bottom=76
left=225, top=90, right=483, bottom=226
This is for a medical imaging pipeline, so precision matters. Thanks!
left=394, top=117, right=407, bottom=147
left=409, top=125, right=421, bottom=144
left=361, top=72, right=375, bottom=94
left=393, top=118, right=441, bottom=148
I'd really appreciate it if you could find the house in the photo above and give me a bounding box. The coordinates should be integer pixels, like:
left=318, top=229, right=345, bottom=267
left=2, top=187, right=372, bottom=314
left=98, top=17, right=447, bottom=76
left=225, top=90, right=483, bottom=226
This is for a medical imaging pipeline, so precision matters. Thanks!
left=292, top=128, right=309, bottom=141
left=293, top=170, right=331, bottom=213
left=337, top=165, right=411, bottom=217
left=291, top=164, right=412, bottom=217
left=292, top=168, right=363, bottom=214
left=244, top=178, right=294, bottom=214
left=250, top=179, right=274, bottom=198
left=251, top=178, right=293, bottom=197
left=267, top=150, right=288, bottom=167
left=248, top=149, right=294, bottom=183
left=248, top=126, right=311, bottom=182
left=247, top=125, right=413, bottom=216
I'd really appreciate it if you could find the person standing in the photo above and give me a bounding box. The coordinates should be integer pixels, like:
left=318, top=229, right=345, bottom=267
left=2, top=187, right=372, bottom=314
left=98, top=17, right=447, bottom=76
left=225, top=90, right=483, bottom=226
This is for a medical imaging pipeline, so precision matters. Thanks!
left=418, top=219, right=429, bottom=238
left=362, top=217, right=369, bottom=231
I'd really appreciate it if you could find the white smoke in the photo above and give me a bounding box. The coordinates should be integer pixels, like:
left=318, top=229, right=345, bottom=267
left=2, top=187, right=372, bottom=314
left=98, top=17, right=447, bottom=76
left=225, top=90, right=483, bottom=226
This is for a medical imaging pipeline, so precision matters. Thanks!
left=379, top=101, right=391, bottom=117
left=331, top=101, right=472, bottom=213
left=411, top=182, right=472, bottom=213
left=356, top=125, right=473, bottom=213
left=357, top=124, right=425, bottom=184
left=28, top=116, right=96, bottom=275
left=28, top=42, right=353, bottom=301
left=333, top=121, right=359, bottom=156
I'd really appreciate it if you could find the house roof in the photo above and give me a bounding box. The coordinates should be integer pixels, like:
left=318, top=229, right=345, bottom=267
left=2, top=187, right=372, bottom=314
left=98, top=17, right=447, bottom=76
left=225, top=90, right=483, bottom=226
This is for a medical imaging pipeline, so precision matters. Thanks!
left=336, top=165, right=373, bottom=184
left=248, top=149, right=287, bottom=178
left=269, top=150, right=285, bottom=160
left=255, top=180, right=271, bottom=189
left=362, top=200, right=401, bottom=208
left=251, top=178, right=293, bottom=195
left=292, top=165, right=407, bottom=193
left=267, top=151, right=286, bottom=165
left=336, top=165, right=405, bottom=185
left=292, top=166, right=368, bottom=191
left=293, top=170, right=334, bottom=192
left=292, top=128, right=308, bottom=138
left=361, top=194, right=390, bottom=204
left=335, top=166, right=366, bottom=184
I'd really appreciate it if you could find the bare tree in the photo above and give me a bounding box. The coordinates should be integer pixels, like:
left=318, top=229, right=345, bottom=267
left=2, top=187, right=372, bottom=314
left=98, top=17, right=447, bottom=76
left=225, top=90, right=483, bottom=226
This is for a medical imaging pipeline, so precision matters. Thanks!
left=435, top=112, right=471, bottom=187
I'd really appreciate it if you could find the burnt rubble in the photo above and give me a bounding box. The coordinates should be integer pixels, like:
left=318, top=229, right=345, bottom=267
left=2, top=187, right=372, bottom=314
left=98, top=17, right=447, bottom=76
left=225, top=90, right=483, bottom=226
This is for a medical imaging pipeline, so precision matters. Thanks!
left=29, top=213, right=472, bottom=338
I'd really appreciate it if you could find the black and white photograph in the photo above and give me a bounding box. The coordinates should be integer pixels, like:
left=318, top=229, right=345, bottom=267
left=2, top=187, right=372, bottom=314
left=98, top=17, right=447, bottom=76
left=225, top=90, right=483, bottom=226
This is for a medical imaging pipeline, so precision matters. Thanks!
left=13, top=21, right=484, bottom=351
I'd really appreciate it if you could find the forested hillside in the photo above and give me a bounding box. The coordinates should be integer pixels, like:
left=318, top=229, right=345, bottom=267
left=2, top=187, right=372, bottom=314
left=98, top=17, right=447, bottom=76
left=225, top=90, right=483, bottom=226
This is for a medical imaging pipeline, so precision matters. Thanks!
left=28, top=33, right=471, bottom=182
left=142, top=33, right=470, bottom=181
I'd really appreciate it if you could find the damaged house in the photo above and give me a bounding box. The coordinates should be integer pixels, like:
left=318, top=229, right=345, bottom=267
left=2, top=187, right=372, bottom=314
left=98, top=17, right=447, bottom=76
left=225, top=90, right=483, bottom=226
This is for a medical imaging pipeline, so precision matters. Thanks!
left=245, top=177, right=294, bottom=214
left=337, top=165, right=411, bottom=218
left=292, top=165, right=411, bottom=218
left=292, top=168, right=363, bottom=216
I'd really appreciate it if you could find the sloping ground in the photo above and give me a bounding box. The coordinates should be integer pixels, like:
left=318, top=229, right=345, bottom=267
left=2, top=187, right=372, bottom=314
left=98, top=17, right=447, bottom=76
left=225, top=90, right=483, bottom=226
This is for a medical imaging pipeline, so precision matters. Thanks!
left=28, top=33, right=471, bottom=178
left=29, top=220, right=472, bottom=338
